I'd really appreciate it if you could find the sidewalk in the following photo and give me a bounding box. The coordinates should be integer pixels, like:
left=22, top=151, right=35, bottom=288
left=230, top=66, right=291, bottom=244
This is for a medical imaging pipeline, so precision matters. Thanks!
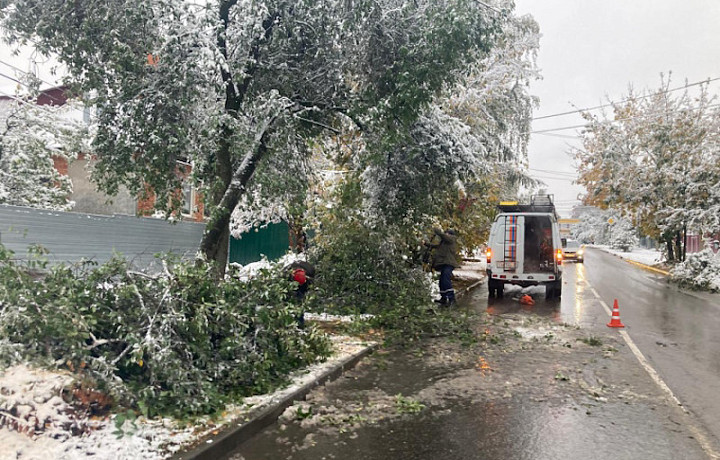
left=592, top=245, right=669, bottom=275
left=454, top=260, right=487, bottom=295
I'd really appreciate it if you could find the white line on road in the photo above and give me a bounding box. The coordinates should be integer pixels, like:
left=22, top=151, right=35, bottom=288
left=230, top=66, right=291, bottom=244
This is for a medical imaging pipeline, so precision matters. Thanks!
left=583, top=279, right=720, bottom=459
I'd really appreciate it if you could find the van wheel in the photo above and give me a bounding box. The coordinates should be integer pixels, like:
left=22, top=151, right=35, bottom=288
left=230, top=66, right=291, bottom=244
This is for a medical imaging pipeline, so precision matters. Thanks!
left=546, top=281, right=562, bottom=299
left=545, top=283, right=554, bottom=299
left=488, top=279, right=503, bottom=298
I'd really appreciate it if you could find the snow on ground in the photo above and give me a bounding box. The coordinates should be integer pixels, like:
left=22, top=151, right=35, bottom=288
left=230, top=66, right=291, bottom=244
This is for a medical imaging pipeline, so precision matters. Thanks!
left=0, top=335, right=374, bottom=460
left=304, top=313, right=374, bottom=323
left=228, top=253, right=305, bottom=281
left=593, top=245, right=664, bottom=267
left=454, top=260, right=486, bottom=281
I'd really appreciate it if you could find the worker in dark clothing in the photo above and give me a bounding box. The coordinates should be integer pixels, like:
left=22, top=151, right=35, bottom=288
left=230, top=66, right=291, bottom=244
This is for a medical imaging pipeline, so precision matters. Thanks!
left=286, top=260, right=315, bottom=327
left=424, top=228, right=460, bottom=306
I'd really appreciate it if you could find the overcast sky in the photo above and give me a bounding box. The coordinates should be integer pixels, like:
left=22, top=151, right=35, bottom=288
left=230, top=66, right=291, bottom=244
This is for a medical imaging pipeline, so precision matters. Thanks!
left=513, top=0, right=720, bottom=217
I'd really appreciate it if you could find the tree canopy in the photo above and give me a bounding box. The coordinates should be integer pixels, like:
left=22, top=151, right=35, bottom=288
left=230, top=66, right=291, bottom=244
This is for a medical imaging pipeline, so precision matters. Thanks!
left=0, top=95, right=85, bottom=210
left=2, top=0, right=539, bottom=270
left=573, top=76, right=720, bottom=259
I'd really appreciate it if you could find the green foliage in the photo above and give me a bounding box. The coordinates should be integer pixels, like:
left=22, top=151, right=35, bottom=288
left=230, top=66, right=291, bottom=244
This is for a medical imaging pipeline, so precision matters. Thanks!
left=0, top=245, right=331, bottom=418
left=579, top=336, right=603, bottom=347
left=1, top=0, right=510, bottom=266
left=394, top=394, right=425, bottom=414
left=306, top=192, right=476, bottom=345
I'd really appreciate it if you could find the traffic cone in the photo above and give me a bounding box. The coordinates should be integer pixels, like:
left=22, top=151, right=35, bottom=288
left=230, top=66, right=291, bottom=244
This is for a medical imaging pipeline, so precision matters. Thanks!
left=607, top=299, right=625, bottom=328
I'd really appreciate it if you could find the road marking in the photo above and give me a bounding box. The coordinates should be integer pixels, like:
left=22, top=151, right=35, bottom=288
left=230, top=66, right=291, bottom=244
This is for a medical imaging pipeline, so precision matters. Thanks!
left=585, top=279, right=720, bottom=459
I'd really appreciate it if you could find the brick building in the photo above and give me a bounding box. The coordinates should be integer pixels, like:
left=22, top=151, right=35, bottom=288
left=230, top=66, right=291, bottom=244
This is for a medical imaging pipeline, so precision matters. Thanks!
left=1, top=86, right=204, bottom=222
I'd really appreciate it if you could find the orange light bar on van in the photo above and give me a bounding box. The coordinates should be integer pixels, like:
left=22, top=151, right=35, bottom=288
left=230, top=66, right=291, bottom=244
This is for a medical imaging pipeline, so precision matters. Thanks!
left=486, top=248, right=492, bottom=264
left=556, top=248, right=563, bottom=265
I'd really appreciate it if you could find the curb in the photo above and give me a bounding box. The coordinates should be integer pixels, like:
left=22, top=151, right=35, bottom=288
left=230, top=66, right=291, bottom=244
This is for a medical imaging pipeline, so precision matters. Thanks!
left=457, top=277, right=485, bottom=297
left=171, top=343, right=378, bottom=460
left=625, top=259, right=670, bottom=276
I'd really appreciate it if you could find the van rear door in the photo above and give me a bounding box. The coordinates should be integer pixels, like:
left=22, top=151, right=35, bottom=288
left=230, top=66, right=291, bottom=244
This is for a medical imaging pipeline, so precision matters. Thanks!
left=493, top=215, right=524, bottom=274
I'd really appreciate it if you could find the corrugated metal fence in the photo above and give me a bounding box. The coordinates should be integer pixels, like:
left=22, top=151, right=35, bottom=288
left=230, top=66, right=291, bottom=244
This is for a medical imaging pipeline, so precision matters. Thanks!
left=0, top=204, right=205, bottom=270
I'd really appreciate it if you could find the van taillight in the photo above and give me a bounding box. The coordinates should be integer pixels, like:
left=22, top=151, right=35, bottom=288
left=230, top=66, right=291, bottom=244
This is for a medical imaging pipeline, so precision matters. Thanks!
left=556, top=248, right=563, bottom=265
left=486, top=248, right=492, bottom=264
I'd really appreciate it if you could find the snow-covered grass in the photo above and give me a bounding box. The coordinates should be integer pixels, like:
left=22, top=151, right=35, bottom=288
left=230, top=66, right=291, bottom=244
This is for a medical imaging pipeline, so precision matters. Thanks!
left=593, top=245, right=664, bottom=267
left=0, top=335, right=374, bottom=460
left=454, top=260, right=486, bottom=281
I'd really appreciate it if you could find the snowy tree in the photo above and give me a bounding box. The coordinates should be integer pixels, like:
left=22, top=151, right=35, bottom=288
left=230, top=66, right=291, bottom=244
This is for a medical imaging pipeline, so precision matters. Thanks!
left=0, top=96, right=86, bottom=210
left=1, top=0, right=508, bottom=273
left=358, top=13, right=540, bottom=248
left=609, top=217, right=638, bottom=252
left=574, top=76, right=720, bottom=261
left=571, top=206, right=609, bottom=244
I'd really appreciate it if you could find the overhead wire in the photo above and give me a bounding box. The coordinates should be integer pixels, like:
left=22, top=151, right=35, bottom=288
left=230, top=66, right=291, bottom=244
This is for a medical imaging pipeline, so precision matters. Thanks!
left=528, top=102, right=720, bottom=135
left=529, top=168, right=576, bottom=177
left=0, top=58, right=67, bottom=104
left=532, top=76, right=720, bottom=121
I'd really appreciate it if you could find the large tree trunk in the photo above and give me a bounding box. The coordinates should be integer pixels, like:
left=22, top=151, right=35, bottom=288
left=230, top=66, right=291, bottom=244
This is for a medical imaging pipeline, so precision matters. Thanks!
left=199, top=116, right=278, bottom=276
left=199, top=1, right=279, bottom=277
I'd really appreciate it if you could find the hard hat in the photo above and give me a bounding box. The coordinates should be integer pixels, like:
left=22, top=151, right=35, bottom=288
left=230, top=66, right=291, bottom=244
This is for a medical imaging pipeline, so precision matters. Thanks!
left=293, top=268, right=307, bottom=285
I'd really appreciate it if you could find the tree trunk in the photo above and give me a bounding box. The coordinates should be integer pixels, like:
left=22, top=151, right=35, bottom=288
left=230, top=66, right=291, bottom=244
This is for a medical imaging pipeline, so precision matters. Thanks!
left=666, top=237, right=675, bottom=261
left=199, top=116, right=278, bottom=276
left=674, top=231, right=683, bottom=263
left=199, top=1, right=279, bottom=277
left=682, top=223, right=687, bottom=262
left=289, top=218, right=307, bottom=253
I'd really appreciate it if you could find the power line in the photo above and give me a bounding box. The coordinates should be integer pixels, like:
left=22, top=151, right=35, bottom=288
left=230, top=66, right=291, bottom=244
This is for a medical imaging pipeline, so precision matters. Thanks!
left=528, top=102, right=720, bottom=135
left=0, top=58, right=64, bottom=93
left=529, top=168, right=576, bottom=177
left=532, top=176, right=576, bottom=182
left=533, top=132, right=582, bottom=139
left=0, top=88, right=58, bottom=116
left=532, top=76, right=720, bottom=121
left=0, top=70, right=67, bottom=106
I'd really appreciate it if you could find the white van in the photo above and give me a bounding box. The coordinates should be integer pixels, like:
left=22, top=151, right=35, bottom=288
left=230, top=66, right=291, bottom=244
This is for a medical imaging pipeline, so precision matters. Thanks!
left=485, top=195, right=564, bottom=299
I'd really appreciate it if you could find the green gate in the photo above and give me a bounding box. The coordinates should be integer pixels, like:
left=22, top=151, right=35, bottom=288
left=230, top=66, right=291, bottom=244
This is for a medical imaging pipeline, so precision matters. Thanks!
left=228, top=222, right=291, bottom=265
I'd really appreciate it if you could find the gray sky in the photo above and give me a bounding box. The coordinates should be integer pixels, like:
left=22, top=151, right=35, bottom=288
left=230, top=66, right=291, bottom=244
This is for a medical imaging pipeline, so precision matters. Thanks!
left=513, top=0, right=720, bottom=217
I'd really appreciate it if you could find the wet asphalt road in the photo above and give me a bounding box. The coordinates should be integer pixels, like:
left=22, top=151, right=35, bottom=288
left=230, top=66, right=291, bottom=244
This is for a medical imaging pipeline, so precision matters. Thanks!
left=580, top=248, right=720, bottom=446
left=226, top=248, right=720, bottom=460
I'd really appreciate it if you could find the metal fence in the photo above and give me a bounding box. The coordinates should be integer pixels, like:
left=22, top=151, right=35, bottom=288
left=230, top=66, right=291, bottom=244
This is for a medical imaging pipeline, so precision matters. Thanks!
left=0, top=204, right=205, bottom=271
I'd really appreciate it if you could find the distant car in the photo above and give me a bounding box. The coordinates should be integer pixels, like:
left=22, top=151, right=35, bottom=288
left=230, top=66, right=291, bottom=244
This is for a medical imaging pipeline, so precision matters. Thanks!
left=562, top=239, right=585, bottom=263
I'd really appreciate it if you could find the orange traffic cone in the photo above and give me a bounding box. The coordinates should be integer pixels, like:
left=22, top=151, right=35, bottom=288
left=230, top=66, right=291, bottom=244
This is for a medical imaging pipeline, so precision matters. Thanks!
left=607, top=299, right=625, bottom=328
